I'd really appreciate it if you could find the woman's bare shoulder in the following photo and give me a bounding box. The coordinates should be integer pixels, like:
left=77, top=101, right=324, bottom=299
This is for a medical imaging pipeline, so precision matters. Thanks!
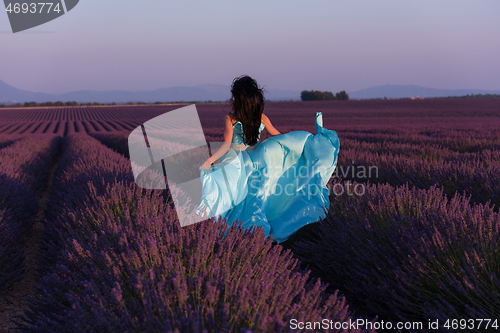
left=226, top=113, right=237, bottom=125
left=261, top=113, right=270, bottom=124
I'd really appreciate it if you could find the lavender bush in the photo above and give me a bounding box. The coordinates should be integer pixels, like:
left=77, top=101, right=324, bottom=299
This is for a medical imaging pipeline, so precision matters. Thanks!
left=338, top=126, right=500, bottom=153
left=335, top=127, right=500, bottom=211
left=89, top=132, right=131, bottom=158
left=0, top=135, right=61, bottom=291
left=2, top=101, right=499, bottom=331
left=340, top=138, right=500, bottom=165
left=89, top=130, right=226, bottom=161
left=0, top=207, right=25, bottom=291
left=22, top=134, right=374, bottom=333
left=289, top=181, right=500, bottom=332
left=0, top=134, right=61, bottom=194
left=0, top=135, right=19, bottom=150
left=36, top=134, right=135, bottom=273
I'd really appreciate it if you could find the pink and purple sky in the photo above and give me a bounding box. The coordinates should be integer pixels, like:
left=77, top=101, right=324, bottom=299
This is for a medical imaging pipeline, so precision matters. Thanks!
left=1, top=0, right=499, bottom=94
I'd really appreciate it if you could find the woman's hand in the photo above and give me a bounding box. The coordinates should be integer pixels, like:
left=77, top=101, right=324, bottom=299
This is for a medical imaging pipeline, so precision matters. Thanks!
left=200, top=159, right=212, bottom=170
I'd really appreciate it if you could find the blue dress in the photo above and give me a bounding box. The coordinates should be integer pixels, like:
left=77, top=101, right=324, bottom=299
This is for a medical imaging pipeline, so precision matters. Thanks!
left=196, top=112, right=340, bottom=242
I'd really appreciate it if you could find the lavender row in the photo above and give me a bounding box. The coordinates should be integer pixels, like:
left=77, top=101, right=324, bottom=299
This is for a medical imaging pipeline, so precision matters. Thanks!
left=89, top=131, right=228, bottom=160
left=90, top=127, right=500, bottom=212
left=206, top=124, right=500, bottom=155
left=288, top=181, right=500, bottom=332
left=89, top=132, right=238, bottom=182
left=23, top=134, right=373, bottom=333
left=0, top=134, right=61, bottom=232
left=338, top=126, right=500, bottom=153
left=0, top=203, right=25, bottom=291
left=341, top=138, right=500, bottom=165
left=0, top=135, right=61, bottom=291
left=36, top=134, right=135, bottom=272
left=0, top=134, right=61, bottom=194
left=337, top=125, right=500, bottom=209
left=338, top=148, right=500, bottom=211
left=89, top=132, right=131, bottom=158
left=0, top=135, right=19, bottom=150
left=132, top=123, right=500, bottom=159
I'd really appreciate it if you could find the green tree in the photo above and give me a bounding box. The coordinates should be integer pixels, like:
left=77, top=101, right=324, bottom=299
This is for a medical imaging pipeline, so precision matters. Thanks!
left=335, top=91, right=349, bottom=100
left=324, top=91, right=335, bottom=100
left=301, top=90, right=336, bottom=101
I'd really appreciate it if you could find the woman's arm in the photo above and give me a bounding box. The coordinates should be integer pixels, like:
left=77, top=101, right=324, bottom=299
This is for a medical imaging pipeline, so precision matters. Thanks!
left=262, top=114, right=281, bottom=136
left=200, top=114, right=233, bottom=169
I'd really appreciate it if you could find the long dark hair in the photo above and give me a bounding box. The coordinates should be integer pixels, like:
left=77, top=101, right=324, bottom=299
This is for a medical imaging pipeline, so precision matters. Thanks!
left=228, top=75, right=265, bottom=146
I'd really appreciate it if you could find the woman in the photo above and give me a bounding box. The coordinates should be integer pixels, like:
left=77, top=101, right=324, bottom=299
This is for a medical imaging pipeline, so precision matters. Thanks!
left=196, top=75, right=339, bottom=242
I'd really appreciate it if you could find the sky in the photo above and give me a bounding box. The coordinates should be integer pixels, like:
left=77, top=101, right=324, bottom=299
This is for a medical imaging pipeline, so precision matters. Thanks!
left=1, top=0, right=499, bottom=94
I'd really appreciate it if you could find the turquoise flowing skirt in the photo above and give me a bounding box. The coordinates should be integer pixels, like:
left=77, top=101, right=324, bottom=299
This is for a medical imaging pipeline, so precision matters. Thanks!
left=196, top=112, right=340, bottom=242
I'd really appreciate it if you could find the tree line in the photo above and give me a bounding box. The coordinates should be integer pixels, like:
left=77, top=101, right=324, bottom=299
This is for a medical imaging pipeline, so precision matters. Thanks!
left=0, top=101, right=81, bottom=108
left=457, top=94, right=500, bottom=99
left=0, top=101, right=224, bottom=108
left=300, top=90, right=349, bottom=101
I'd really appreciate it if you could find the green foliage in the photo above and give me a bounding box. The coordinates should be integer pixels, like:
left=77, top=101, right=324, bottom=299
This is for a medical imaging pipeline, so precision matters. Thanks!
left=301, top=90, right=349, bottom=101
left=301, top=90, right=334, bottom=101
left=336, top=90, right=349, bottom=100
left=79, top=102, right=107, bottom=106
left=18, top=101, right=79, bottom=107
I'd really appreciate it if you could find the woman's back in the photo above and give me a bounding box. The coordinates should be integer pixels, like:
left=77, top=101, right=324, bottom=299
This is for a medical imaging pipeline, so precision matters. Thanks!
left=230, top=115, right=266, bottom=146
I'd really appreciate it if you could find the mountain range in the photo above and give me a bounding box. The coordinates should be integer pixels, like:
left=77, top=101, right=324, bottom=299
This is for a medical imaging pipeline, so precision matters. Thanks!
left=1, top=80, right=499, bottom=105
left=0, top=80, right=299, bottom=104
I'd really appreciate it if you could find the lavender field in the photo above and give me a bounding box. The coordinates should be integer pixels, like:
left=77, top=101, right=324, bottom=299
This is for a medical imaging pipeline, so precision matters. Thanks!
left=0, top=99, right=499, bottom=332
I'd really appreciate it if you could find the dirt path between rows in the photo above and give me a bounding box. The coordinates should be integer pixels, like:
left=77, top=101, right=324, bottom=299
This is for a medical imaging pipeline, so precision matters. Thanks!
left=0, top=148, right=62, bottom=332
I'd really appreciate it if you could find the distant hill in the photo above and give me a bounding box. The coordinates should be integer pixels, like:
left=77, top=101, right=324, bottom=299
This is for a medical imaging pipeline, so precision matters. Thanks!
left=2, top=80, right=500, bottom=105
left=0, top=80, right=300, bottom=104
left=348, top=84, right=500, bottom=100
left=0, top=80, right=55, bottom=104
